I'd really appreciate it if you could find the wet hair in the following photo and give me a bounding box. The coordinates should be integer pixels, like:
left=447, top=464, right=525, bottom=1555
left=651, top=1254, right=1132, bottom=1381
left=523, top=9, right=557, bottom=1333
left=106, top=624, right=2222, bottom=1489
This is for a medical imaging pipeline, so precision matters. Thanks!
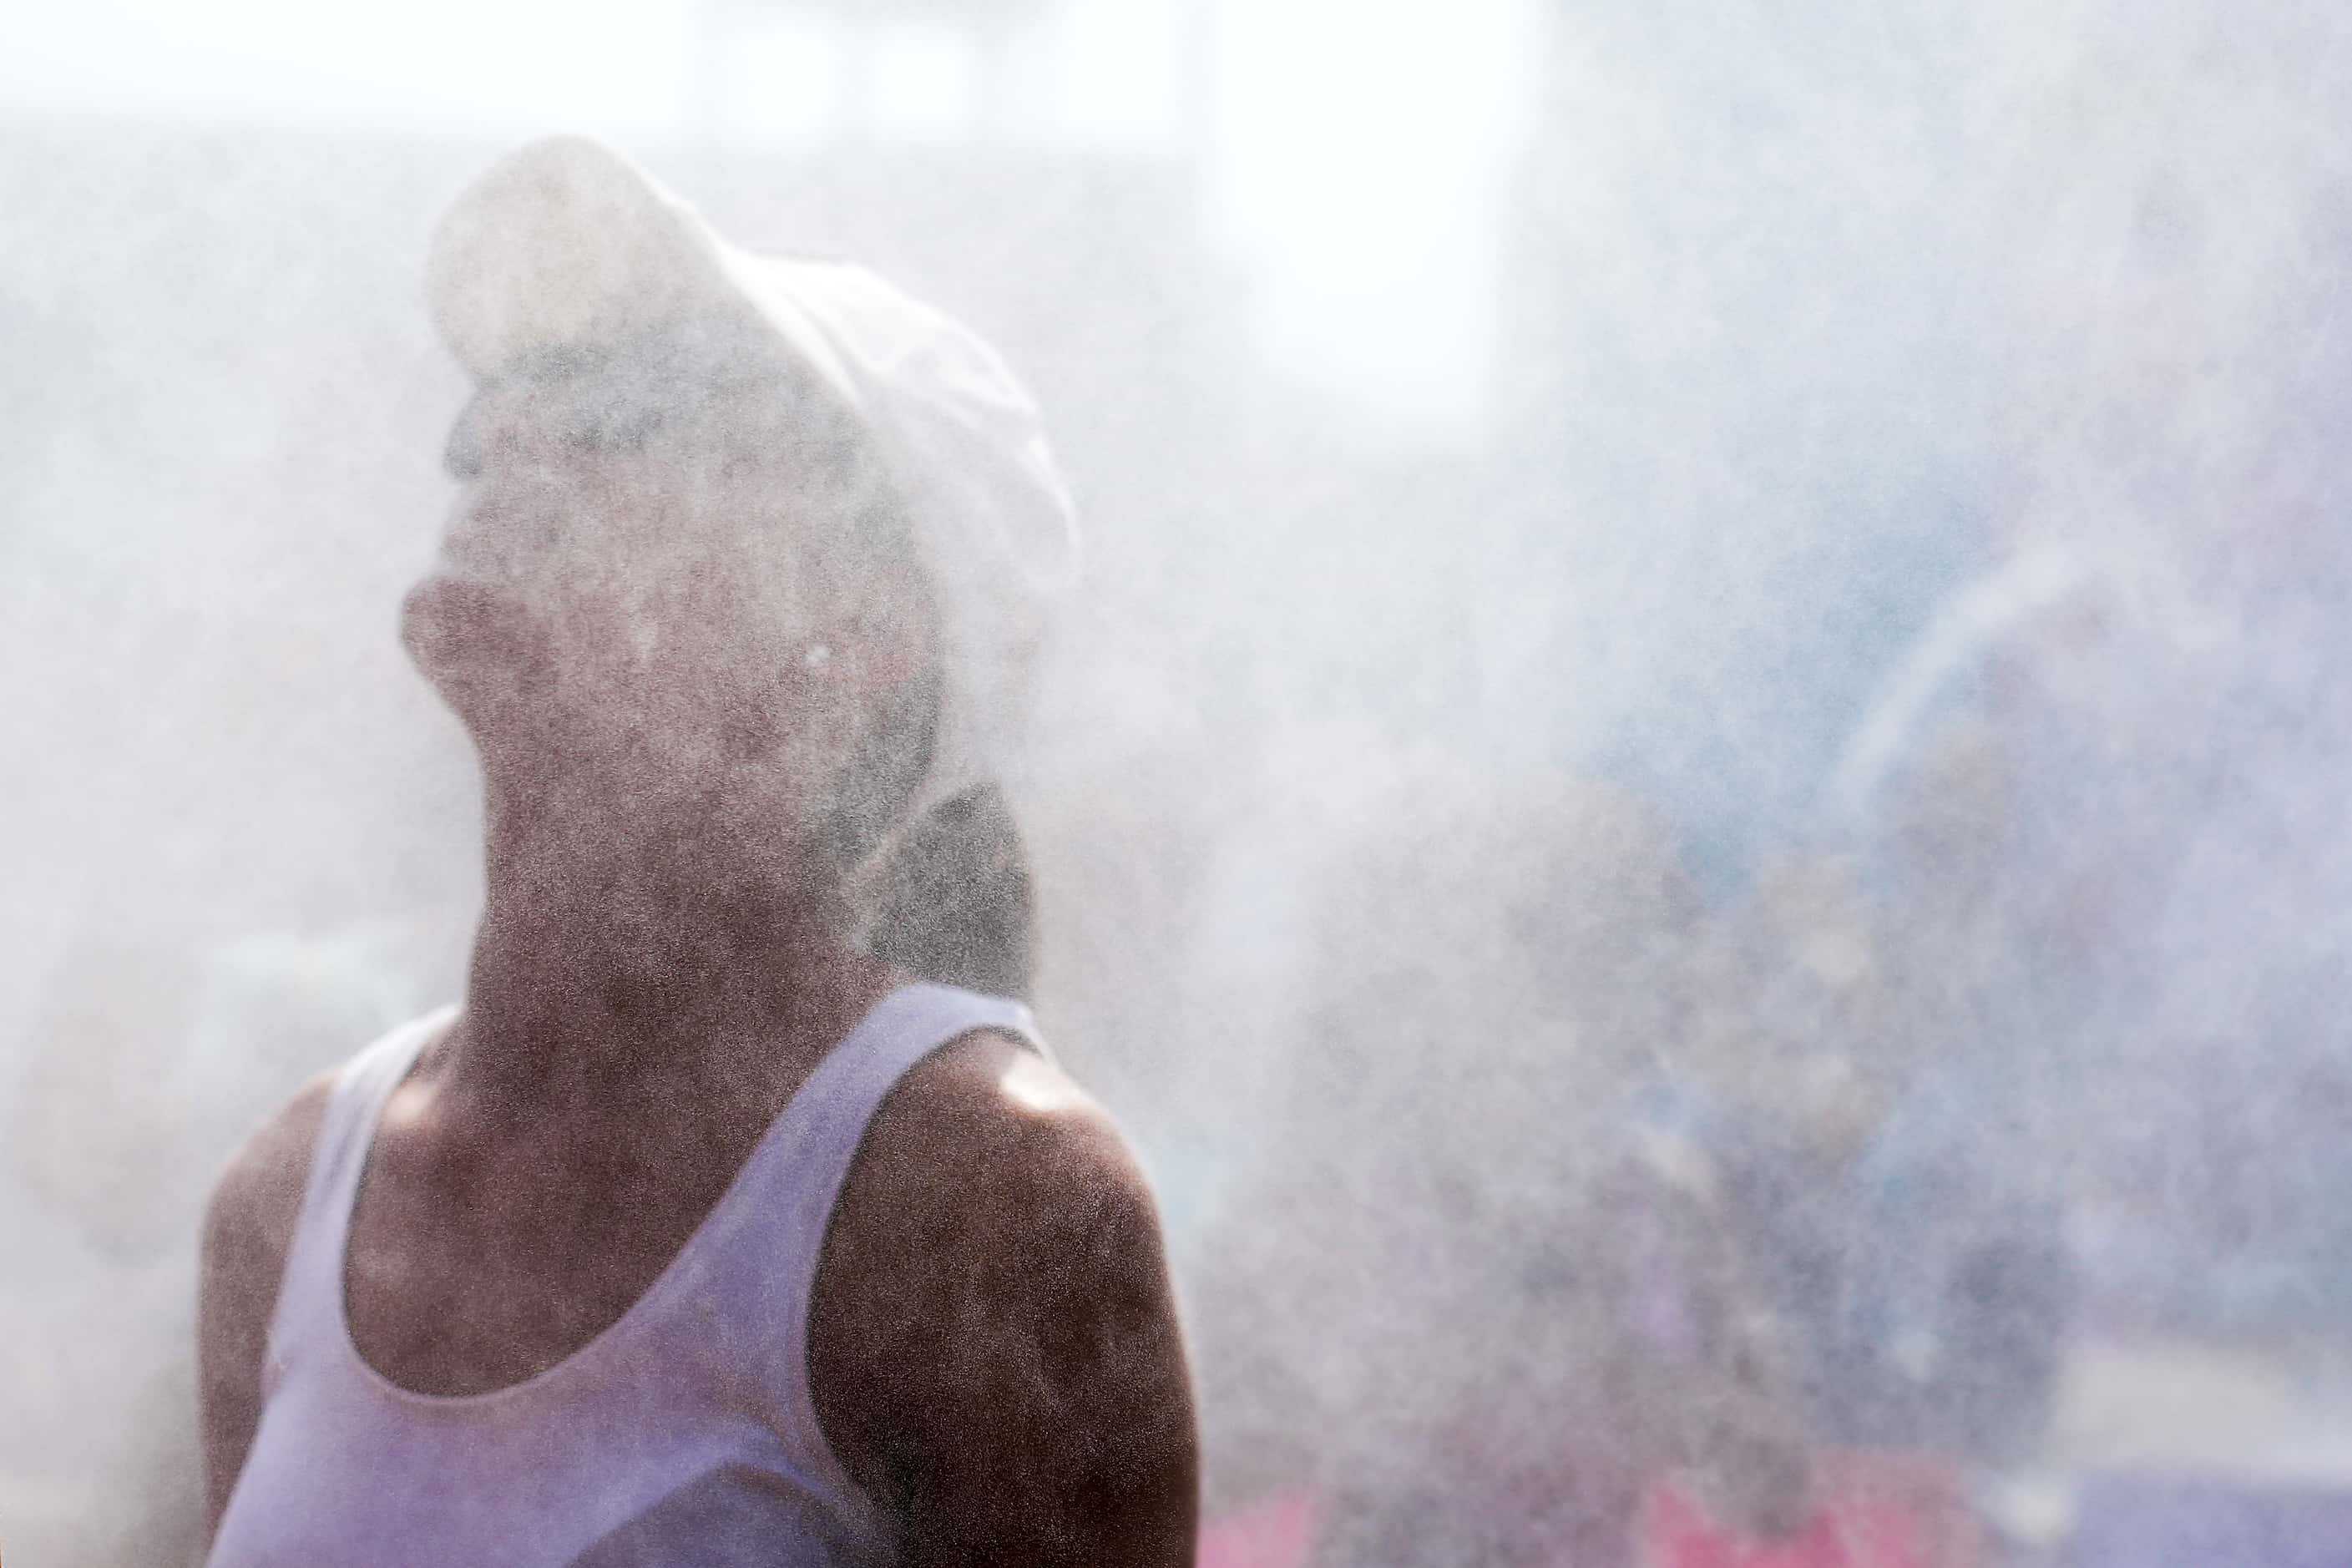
left=819, top=655, right=1039, bottom=1004
left=865, top=783, right=1037, bottom=1002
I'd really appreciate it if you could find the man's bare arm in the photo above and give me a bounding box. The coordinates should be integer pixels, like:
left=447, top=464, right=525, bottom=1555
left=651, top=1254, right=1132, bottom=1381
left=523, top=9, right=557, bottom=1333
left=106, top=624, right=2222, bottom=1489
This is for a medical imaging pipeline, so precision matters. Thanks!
left=196, top=1076, right=333, bottom=1535
left=811, top=1034, right=1200, bottom=1567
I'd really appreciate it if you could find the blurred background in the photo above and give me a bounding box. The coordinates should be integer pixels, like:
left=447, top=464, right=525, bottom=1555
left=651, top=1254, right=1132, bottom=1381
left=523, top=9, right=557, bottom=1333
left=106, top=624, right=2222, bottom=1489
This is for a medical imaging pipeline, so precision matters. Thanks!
left=8, top=0, right=2352, bottom=1563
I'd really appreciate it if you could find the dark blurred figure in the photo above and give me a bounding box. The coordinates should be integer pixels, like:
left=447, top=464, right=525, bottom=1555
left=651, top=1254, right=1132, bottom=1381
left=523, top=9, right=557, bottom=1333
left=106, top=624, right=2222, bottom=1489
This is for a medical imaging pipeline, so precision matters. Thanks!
left=1678, top=797, right=2076, bottom=1487
left=1190, top=761, right=1814, bottom=1567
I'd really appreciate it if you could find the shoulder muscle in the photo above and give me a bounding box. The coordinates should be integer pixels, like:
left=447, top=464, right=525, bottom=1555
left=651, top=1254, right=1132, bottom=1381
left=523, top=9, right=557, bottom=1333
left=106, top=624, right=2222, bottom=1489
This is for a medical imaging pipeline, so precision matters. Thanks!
left=198, top=1071, right=335, bottom=1534
left=811, top=1032, right=1198, bottom=1568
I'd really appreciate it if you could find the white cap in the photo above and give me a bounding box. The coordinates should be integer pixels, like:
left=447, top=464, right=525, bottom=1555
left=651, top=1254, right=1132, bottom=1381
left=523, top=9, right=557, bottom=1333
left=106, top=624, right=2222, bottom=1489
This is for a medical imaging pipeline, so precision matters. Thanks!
left=425, top=135, right=1078, bottom=832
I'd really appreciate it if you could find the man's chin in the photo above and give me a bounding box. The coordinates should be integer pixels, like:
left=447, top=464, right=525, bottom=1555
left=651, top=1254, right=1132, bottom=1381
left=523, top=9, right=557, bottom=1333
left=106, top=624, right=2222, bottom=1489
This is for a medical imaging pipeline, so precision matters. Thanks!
left=400, top=572, right=556, bottom=711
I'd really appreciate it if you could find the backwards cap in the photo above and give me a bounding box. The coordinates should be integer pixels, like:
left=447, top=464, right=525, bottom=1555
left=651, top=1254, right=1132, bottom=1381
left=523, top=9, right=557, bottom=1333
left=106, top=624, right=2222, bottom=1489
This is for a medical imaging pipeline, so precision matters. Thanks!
left=425, top=134, right=1079, bottom=832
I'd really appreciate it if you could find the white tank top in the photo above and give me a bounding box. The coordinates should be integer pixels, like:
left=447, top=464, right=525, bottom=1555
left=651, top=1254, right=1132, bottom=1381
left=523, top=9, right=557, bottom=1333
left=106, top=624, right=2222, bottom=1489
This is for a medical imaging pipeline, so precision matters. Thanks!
left=206, top=982, right=1044, bottom=1567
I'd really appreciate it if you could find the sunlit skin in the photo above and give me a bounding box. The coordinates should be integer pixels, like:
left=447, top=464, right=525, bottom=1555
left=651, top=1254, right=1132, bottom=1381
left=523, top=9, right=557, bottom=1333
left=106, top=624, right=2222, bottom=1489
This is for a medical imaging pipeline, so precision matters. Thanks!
left=195, top=362, right=1198, bottom=1565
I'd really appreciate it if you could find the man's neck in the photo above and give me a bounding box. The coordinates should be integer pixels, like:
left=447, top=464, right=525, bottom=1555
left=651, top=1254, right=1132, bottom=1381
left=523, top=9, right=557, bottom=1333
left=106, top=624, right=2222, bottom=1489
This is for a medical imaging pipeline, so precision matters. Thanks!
left=442, top=771, right=893, bottom=1125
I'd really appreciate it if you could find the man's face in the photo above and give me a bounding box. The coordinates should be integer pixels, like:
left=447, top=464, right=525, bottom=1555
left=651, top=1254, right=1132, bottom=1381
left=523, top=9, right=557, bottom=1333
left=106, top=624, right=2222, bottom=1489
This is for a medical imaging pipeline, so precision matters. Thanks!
left=401, top=364, right=937, bottom=829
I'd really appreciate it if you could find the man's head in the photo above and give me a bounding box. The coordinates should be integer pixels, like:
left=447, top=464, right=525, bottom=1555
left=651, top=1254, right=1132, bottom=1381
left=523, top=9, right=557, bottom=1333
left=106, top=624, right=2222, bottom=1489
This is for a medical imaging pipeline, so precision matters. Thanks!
left=402, top=137, right=1076, bottom=883
left=402, top=325, right=942, bottom=867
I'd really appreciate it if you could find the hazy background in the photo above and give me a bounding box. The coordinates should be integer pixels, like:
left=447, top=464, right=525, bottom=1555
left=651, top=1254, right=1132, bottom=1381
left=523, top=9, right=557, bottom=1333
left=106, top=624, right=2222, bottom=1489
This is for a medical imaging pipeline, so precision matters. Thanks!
left=8, top=0, right=2352, bottom=1562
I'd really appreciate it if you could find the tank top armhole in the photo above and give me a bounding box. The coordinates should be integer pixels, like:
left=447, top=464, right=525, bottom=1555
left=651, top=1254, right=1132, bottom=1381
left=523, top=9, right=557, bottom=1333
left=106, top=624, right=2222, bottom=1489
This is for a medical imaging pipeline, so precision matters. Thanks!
left=260, top=1006, right=456, bottom=1389
left=754, top=984, right=1044, bottom=1535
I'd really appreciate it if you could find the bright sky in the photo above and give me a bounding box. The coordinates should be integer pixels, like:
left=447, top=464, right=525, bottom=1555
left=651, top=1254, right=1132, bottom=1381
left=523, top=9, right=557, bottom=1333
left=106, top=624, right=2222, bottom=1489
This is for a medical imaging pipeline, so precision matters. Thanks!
left=1, top=0, right=1535, bottom=439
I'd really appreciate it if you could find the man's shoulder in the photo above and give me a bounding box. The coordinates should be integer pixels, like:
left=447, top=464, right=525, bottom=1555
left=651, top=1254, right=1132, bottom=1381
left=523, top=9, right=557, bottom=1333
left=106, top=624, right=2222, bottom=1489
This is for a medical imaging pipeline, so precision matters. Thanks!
left=203, top=1070, right=340, bottom=1264
left=849, top=1027, right=1159, bottom=1255
left=198, top=1063, right=352, bottom=1527
left=810, top=1025, right=1197, bottom=1558
left=205, top=1008, right=452, bottom=1245
left=813, top=1021, right=1178, bottom=1378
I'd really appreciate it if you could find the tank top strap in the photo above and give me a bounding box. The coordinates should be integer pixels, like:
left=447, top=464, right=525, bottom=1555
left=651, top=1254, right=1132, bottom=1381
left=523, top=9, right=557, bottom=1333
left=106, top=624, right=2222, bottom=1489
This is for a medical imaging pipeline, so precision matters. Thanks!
left=265, top=1006, right=454, bottom=1385
left=755, top=983, right=1044, bottom=1478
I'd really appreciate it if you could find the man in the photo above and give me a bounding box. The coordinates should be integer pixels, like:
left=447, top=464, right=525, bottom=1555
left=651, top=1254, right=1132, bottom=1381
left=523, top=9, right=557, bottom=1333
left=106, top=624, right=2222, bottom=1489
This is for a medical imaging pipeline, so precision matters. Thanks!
left=197, top=137, right=1197, bottom=1566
